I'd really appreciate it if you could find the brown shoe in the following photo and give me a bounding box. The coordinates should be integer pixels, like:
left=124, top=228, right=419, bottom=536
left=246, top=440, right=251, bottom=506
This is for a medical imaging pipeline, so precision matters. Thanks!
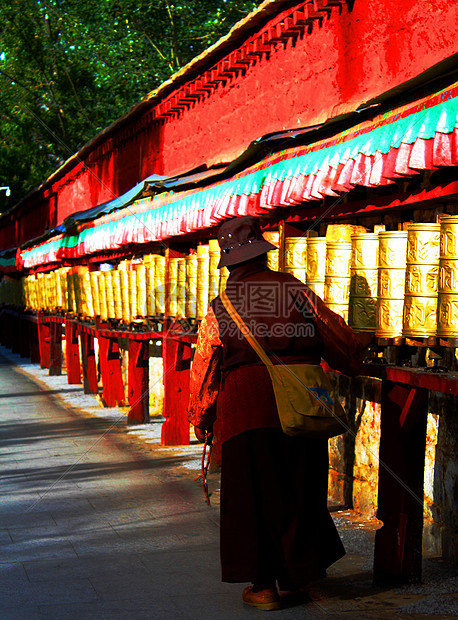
left=242, top=586, right=281, bottom=611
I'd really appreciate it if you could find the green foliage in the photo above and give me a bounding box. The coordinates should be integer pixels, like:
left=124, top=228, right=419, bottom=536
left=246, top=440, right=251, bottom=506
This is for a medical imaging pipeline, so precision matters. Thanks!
left=0, top=0, right=261, bottom=209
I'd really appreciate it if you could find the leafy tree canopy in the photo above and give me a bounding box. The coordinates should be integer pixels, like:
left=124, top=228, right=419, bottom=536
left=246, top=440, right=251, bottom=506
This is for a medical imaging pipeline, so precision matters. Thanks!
left=0, top=0, right=261, bottom=210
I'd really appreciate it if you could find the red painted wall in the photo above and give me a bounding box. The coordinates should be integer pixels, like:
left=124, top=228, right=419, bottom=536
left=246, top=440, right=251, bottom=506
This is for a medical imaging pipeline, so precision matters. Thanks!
left=160, top=0, right=458, bottom=172
left=1, top=0, right=457, bottom=249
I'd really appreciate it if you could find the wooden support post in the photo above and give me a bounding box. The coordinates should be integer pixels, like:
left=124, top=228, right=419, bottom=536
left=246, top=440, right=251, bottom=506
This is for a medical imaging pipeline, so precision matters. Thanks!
left=65, top=320, right=81, bottom=384
left=98, top=333, right=126, bottom=407
left=80, top=331, right=98, bottom=394
left=161, top=337, right=191, bottom=445
left=373, top=380, right=428, bottom=585
left=37, top=315, right=51, bottom=369
left=49, top=321, right=62, bottom=376
left=127, top=339, right=150, bottom=424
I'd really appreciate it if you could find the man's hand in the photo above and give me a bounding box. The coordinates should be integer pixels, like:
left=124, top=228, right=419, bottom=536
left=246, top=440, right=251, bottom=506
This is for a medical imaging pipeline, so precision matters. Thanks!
left=194, top=426, right=208, bottom=443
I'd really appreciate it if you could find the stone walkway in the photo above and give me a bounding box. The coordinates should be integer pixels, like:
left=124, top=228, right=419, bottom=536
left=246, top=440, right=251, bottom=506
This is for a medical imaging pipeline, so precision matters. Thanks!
left=0, top=347, right=456, bottom=619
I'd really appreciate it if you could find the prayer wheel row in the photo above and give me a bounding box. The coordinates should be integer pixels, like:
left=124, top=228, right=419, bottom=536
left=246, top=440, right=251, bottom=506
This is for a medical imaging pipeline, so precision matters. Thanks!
left=167, top=241, right=229, bottom=320
left=268, top=218, right=458, bottom=338
left=4, top=216, right=458, bottom=337
left=15, top=243, right=231, bottom=322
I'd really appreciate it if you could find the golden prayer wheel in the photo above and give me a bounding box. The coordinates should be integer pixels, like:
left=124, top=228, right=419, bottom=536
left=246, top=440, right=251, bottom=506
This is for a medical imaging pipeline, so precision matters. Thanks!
left=307, top=280, right=325, bottom=298
left=306, top=237, right=326, bottom=298
left=208, top=239, right=221, bottom=304
left=197, top=245, right=210, bottom=320
left=118, top=265, right=131, bottom=323
left=403, top=223, right=440, bottom=337
left=97, top=272, right=108, bottom=320
left=324, top=277, right=350, bottom=305
left=55, top=269, right=63, bottom=309
left=403, top=296, right=438, bottom=337
left=350, top=269, right=378, bottom=298
left=90, top=272, right=100, bottom=317
left=167, top=258, right=179, bottom=318
left=112, top=269, right=123, bottom=320
left=128, top=268, right=138, bottom=320
left=376, top=231, right=407, bottom=338
left=306, top=237, right=326, bottom=280
left=325, top=242, right=352, bottom=277
left=46, top=274, right=54, bottom=311
left=176, top=258, right=186, bottom=320
left=352, top=233, right=379, bottom=269
left=135, top=263, right=147, bottom=318
left=60, top=269, right=69, bottom=311
left=76, top=271, right=85, bottom=315
left=284, top=237, right=307, bottom=283
left=82, top=271, right=94, bottom=317
left=145, top=261, right=155, bottom=316
left=349, top=233, right=379, bottom=332
left=327, top=303, right=349, bottom=323
left=185, top=254, right=198, bottom=319
left=439, top=214, right=458, bottom=259
left=104, top=270, right=115, bottom=319
left=154, top=255, right=166, bottom=315
left=324, top=242, right=351, bottom=316
left=378, top=230, right=408, bottom=268
left=376, top=298, right=405, bottom=338
left=438, top=215, right=458, bottom=337
left=219, top=266, right=229, bottom=293
left=406, top=223, right=440, bottom=264
left=348, top=297, right=377, bottom=332
left=264, top=232, right=279, bottom=271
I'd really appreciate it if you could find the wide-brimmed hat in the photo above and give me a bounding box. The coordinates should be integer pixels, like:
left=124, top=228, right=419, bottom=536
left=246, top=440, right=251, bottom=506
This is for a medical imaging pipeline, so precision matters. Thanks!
left=217, top=216, right=277, bottom=268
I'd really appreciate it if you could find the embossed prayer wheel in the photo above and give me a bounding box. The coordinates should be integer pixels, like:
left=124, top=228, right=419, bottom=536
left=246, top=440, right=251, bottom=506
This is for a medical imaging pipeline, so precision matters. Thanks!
left=197, top=245, right=210, bottom=320
left=154, top=255, right=166, bottom=315
left=438, top=215, right=458, bottom=337
left=263, top=232, right=279, bottom=271
left=306, top=236, right=326, bottom=298
left=324, top=241, right=351, bottom=319
left=55, top=269, right=63, bottom=309
left=59, top=269, right=69, bottom=311
left=112, top=269, right=123, bottom=320
left=97, top=272, right=108, bottom=321
left=306, top=237, right=326, bottom=279
left=90, top=272, right=100, bottom=317
left=118, top=263, right=131, bottom=324
left=128, top=267, right=138, bottom=320
left=327, top=303, right=349, bottom=323
left=103, top=270, right=115, bottom=319
left=185, top=254, right=198, bottom=319
left=135, top=263, right=147, bottom=318
left=376, top=231, right=407, bottom=338
left=176, top=258, right=186, bottom=320
left=82, top=270, right=94, bottom=318
left=349, top=233, right=379, bottom=332
left=208, top=239, right=220, bottom=304
left=403, top=223, right=440, bottom=337
left=284, top=237, right=307, bottom=283
left=167, top=258, right=179, bottom=318
left=144, top=257, right=155, bottom=317
left=219, top=266, right=229, bottom=293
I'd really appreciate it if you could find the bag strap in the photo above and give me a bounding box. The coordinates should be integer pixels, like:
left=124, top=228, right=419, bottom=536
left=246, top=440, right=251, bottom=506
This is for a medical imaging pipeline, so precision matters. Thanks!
left=220, top=290, right=273, bottom=368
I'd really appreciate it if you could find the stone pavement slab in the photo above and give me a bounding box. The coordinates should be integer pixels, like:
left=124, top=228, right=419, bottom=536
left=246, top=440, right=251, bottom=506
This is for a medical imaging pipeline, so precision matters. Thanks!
left=0, top=347, right=457, bottom=619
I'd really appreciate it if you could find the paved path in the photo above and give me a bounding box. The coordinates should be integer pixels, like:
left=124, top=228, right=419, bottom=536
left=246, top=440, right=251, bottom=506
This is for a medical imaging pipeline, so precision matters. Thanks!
left=0, top=350, right=456, bottom=619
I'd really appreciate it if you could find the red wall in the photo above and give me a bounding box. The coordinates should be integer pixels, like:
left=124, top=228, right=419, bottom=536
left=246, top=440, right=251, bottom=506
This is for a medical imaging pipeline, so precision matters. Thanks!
left=1, top=0, right=457, bottom=249
left=160, top=0, right=458, bottom=172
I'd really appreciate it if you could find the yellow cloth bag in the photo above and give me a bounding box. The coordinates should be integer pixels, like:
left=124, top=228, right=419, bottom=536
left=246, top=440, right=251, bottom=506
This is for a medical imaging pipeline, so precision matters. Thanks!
left=221, top=290, right=348, bottom=438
